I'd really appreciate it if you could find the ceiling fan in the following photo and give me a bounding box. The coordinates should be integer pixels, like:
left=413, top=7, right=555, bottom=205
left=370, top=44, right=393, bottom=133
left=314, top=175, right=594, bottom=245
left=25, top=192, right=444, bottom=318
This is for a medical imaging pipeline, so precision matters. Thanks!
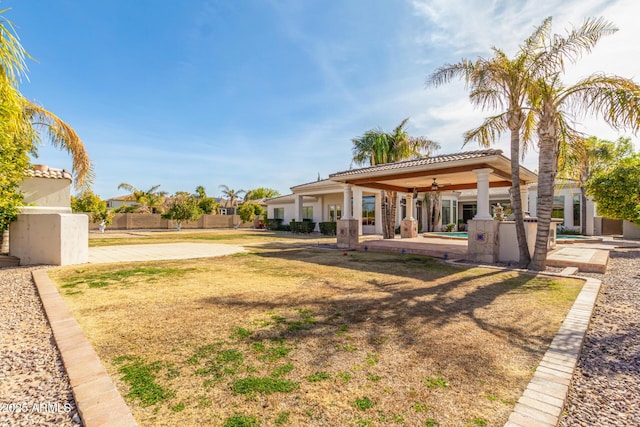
left=430, top=178, right=450, bottom=191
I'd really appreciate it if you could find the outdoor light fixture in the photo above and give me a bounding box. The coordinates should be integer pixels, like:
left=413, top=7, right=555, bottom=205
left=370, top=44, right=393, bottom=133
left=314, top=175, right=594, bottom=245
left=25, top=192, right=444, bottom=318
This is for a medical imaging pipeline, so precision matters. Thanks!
left=431, top=178, right=439, bottom=192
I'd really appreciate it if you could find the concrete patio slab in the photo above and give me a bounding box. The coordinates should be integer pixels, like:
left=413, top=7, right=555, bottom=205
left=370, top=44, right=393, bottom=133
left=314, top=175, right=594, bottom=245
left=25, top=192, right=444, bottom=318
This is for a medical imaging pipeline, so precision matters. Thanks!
left=88, top=242, right=245, bottom=264
left=546, top=247, right=609, bottom=273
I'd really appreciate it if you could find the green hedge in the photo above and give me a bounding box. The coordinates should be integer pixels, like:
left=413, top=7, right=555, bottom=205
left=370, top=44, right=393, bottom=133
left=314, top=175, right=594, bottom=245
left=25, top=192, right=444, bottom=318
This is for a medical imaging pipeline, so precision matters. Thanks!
left=266, top=218, right=283, bottom=230
left=290, top=221, right=315, bottom=233
left=319, top=221, right=337, bottom=235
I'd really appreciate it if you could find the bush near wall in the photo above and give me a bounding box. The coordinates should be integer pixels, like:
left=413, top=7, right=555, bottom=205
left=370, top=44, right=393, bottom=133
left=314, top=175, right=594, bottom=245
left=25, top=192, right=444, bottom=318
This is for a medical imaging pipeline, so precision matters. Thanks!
left=266, top=218, right=283, bottom=230
left=319, top=221, right=337, bottom=235
left=290, top=221, right=315, bottom=233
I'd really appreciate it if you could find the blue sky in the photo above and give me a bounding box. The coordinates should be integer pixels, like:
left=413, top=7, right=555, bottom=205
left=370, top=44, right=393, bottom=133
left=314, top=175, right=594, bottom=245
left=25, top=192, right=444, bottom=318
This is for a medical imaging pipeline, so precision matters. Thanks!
left=8, top=0, right=639, bottom=199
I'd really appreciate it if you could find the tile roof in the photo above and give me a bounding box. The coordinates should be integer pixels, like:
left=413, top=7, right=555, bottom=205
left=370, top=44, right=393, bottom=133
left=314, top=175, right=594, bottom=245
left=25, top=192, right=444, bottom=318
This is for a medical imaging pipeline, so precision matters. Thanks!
left=25, top=165, right=73, bottom=180
left=330, top=149, right=503, bottom=178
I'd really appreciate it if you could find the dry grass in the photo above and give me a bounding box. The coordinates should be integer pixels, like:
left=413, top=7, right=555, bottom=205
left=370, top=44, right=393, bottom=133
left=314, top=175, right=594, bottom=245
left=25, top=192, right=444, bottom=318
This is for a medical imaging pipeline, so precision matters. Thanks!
left=88, top=229, right=336, bottom=247
left=50, top=240, right=583, bottom=427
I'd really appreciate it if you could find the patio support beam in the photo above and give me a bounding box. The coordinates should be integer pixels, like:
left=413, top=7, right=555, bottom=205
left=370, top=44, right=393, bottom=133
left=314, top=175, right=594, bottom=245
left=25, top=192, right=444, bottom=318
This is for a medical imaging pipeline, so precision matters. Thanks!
left=473, top=168, right=493, bottom=220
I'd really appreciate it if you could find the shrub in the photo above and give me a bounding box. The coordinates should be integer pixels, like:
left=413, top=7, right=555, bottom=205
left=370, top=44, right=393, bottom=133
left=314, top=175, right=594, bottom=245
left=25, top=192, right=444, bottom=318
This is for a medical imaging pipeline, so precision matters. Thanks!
left=556, top=224, right=581, bottom=235
left=290, top=221, right=315, bottom=233
left=266, top=218, right=283, bottom=230
left=319, top=221, right=337, bottom=235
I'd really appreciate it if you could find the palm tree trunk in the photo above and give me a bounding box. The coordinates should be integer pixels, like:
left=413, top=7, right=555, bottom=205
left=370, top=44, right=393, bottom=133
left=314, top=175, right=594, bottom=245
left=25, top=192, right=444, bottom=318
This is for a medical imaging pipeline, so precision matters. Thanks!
left=509, top=129, right=531, bottom=267
left=530, top=135, right=559, bottom=271
left=382, top=190, right=397, bottom=239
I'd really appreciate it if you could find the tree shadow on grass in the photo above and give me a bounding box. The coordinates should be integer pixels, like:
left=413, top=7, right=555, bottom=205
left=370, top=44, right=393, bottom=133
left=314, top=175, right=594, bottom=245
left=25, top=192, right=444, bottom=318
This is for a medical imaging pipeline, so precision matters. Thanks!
left=199, top=247, right=566, bottom=376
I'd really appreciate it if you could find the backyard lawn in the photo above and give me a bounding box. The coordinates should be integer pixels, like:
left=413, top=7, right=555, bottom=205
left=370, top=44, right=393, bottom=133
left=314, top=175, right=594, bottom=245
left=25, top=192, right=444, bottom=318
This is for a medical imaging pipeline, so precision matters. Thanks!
left=50, top=231, right=583, bottom=426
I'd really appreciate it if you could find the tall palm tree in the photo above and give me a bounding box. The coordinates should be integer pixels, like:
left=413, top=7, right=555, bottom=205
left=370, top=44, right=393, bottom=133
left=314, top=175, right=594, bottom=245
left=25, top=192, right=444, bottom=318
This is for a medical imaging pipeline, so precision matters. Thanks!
left=427, top=20, right=548, bottom=266
left=218, top=185, right=246, bottom=214
left=526, top=17, right=640, bottom=270
left=351, top=118, right=439, bottom=239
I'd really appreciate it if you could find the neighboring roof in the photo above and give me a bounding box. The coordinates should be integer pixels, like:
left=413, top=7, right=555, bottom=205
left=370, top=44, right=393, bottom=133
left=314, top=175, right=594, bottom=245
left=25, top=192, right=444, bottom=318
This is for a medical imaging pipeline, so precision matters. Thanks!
left=107, top=194, right=135, bottom=202
left=25, top=165, right=72, bottom=180
left=330, top=149, right=504, bottom=178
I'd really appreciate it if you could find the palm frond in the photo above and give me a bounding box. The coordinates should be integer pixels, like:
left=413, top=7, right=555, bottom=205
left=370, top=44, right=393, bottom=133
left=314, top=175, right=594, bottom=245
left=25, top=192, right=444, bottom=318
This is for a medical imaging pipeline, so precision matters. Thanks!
left=463, top=114, right=507, bottom=148
left=24, top=101, right=93, bottom=190
left=563, top=74, right=640, bottom=133
left=0, top=9, right=31, bottom=85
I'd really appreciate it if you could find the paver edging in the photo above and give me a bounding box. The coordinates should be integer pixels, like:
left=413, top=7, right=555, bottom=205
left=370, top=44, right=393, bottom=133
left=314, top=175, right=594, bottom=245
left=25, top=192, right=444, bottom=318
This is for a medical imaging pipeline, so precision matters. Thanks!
left=504, top=277, right=601, bottom=427
left=32, top=270, right=137, bottom=427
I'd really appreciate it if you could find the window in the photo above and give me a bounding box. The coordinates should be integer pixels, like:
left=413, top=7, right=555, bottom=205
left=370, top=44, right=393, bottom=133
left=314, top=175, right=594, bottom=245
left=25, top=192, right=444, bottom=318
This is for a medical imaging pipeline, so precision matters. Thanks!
left=329, top=205, right=341, bottom=221
left=573, top=195, right=581, bottom=227
left=462, top=204, right=477, bottom=223
left=302, top=206, right=313, bottom=221
left=552, top=196, right=565, bottom=220
left=362, top=196, right=375, bottom=226
left=441, top=200, right=451, bottom=224
left=273, top=208, right=284, bottom=220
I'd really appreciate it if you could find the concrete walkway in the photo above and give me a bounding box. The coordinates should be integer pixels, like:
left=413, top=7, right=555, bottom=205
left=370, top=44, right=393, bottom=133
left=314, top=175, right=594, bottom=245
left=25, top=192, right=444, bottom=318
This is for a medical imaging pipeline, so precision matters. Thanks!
left=88, top=242, right=245, bottom=264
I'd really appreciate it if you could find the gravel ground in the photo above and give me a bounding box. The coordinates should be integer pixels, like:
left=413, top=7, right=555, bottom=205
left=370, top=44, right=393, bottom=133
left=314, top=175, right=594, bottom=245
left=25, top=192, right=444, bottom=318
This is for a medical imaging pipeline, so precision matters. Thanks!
left=0, top=266, right=81, bottom=427
left=560, top=247, right=640, bottom=426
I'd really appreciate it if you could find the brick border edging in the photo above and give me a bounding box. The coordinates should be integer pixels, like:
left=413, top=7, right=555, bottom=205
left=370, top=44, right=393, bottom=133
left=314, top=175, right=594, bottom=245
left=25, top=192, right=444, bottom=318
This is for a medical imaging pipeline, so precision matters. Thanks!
left=504, top=277, right=601, bottom=426
left=32, top=270, right=137, bottom=427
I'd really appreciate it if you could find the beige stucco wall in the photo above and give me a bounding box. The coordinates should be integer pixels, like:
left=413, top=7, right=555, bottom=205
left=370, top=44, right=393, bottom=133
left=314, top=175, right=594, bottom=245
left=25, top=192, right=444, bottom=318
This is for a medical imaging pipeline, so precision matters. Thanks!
left=623, top=221, right=640, bottom=240
left=9, top=213, right=88, bottom=266
left=19, top=177, right=71, bottom=213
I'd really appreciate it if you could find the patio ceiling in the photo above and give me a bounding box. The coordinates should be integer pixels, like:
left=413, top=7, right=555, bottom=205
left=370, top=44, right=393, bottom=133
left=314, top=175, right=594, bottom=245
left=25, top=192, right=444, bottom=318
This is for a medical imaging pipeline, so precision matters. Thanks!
left=329, top=149, right=538, bottom=193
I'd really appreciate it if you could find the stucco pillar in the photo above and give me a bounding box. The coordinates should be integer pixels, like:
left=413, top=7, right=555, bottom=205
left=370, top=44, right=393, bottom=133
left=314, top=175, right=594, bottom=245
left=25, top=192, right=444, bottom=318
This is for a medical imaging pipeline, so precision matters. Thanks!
left=396, top=193, right=403, bottom=227
left=342, top=185, right=352, bottom=219
left=473, top=168, right=493, bottom=220
left=337, top=185, right=358, bottom=248
left=404, top=193, right=415, bottom=220
left=401, top=192, right=418, bottom=238
left=519, top=185, right=529, bottom=214
left=353, top=187, right=363, bottom=236
left=374, top=193, right=383, bottom=235
left=294, top=194, right=303, bottom=222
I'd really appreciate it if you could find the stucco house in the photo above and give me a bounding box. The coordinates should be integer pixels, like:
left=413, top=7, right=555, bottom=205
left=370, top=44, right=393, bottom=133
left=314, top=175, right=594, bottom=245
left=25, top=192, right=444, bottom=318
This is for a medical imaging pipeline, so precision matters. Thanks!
left=265, top=149, right=597, bottom=236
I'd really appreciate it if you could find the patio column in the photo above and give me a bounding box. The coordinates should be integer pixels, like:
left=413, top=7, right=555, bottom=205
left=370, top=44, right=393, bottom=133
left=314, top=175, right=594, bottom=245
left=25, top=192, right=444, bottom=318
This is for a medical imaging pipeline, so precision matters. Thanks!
left=473, top=168, right=493, bottom=220
left=401, top=192, right=418, bottom=238
left=353, top=187, right=363, bottom=236
left=396, top=193, right=403, bottom=227
left=404, top=192, right=415, bottom=220
left=294, top=194, right=303, bottom=222
left=342, top=185, right=352, bottom=219
left=337, top=185, right=358, bottom=249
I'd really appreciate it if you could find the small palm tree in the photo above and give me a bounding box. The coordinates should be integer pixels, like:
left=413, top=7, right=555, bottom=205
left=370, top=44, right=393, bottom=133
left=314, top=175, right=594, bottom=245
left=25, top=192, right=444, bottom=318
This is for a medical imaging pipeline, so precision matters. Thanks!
left=351, top=118, right=439, bottom=239
left=117, top=183, right=167, bottom=213
left=218, top=185, right=245, bottom=215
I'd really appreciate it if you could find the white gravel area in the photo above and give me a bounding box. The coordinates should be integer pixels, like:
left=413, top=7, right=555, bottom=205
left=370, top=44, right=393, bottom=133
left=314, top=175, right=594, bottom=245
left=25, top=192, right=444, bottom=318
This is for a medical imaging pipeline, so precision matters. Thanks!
left=0, top=266, right=81, bottom=427
left=560, top=247, right=640, bottom=426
